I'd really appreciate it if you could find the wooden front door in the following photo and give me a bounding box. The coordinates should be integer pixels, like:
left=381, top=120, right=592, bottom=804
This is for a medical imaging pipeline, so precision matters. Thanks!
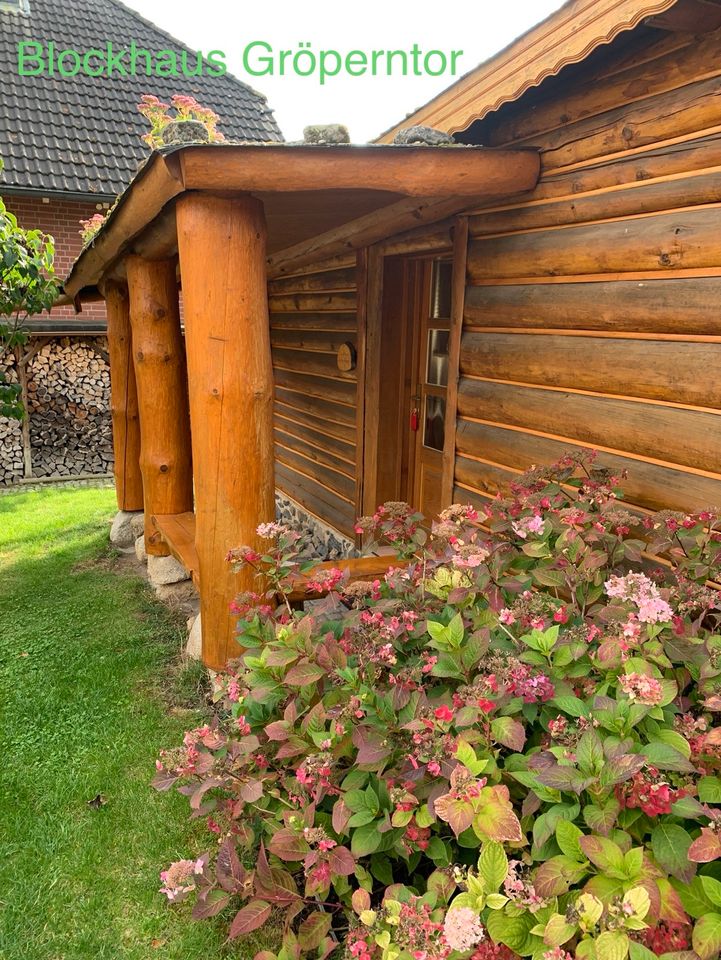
left=374, top=255, right=452, bottom=521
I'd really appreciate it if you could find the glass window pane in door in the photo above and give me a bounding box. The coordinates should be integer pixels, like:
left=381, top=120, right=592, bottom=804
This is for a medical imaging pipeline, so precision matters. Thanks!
left=423, top=395, right=446, bottom=450
left=427, top=329, right=449, bottom=386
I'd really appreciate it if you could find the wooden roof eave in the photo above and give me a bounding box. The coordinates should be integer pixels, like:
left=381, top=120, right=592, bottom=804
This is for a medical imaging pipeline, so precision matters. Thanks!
left=61, top=142, right=540, bottom=301
left=374, top=0, right=683, bottom=141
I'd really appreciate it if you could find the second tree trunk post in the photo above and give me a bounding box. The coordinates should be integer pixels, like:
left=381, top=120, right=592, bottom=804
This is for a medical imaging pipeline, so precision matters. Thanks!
left=126, top=256, right=193, bottom=554
left=104, top=281, right=144, bottom=511
left=176, top=193, right=276, bottom=671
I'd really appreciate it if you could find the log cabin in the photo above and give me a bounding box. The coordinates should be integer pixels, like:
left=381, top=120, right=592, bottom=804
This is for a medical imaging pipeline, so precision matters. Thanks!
left=62, top=0, right=721, bottom=669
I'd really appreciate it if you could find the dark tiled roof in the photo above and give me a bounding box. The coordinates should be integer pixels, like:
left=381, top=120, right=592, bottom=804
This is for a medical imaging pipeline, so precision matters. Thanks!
left=0, top=0, right=283, bottom=196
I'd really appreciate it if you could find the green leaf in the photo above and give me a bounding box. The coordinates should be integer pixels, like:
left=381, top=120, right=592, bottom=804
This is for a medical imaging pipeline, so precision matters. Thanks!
left=426, top=837, right=451, bottom=866
left=640, top=741, right=695, bottom=772
left=364, top=785, right=379, bottom=815
left=351, top=823, right=382, bottom=857
left=485, top=910, right=534, bottom=954
left=699, top=776, right=721, bottom=803
left=628, top=943, right=657, bottom=960
left=595, top=930, right=630, bottom=960
left=693, top=912, right=721, bottom=960
left=701, top=875, right=721, bottom=909
left=671, top=875, right=716, bottom=919
left=579, top=835, right=625, bottom=873
left=651, top=823, right=695, bottom=883
left=583, top=799, right=620, bottom=835
left=542, top=913, right=576, bottom=948
left=555, top=820, right=584, bottom=862
left=448, top=613, right=465, bottom=648
left=577, top=728, right=604, bottom=774
left=478, top=841, right=508, bottom=891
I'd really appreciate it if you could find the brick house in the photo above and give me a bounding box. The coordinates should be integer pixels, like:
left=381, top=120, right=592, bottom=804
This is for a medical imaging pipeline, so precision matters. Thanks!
left=0, top=0, right=282, bottom=483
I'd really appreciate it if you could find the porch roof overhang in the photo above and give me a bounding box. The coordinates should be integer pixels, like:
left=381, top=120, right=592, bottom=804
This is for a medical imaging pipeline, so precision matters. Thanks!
left=60, top=141, right=540, bottom=303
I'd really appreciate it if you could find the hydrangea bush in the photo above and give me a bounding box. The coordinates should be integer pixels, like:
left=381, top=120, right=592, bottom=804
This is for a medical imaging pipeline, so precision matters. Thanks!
left=154, top=453, right=721, bottom=960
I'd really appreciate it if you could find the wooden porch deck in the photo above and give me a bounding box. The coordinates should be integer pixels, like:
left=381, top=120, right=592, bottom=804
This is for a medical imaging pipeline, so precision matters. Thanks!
left=152, top=511, right=405, bottom=601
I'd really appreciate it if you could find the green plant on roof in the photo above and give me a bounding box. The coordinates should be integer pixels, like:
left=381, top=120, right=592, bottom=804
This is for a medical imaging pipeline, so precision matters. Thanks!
left=137, top=93, right=225, bottom=149
left=79, top=212, right=107, bottom=245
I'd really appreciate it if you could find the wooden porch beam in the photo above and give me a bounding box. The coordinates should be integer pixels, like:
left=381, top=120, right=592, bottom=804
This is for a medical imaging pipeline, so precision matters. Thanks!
left=104, top=282, right=143, bottom=511
left=126, top=257, right=193, bottom=553
left=176, top=193, right=276, bottom=671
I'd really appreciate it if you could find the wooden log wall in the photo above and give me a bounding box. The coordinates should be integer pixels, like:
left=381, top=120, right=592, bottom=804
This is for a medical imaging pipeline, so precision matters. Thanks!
left=268, top=258, right=359, bottom=538
left=452, top=23, right=721, bottom=514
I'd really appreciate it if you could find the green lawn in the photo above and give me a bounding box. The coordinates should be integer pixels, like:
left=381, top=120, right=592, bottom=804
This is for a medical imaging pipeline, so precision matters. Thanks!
left=0, top=485, right=236, bottom=959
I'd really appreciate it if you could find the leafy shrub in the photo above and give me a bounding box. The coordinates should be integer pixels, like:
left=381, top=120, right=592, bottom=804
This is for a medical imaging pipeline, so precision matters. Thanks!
left=154, top=453, right=721, bottom=960
left=0, top=155, right=56, bottom=417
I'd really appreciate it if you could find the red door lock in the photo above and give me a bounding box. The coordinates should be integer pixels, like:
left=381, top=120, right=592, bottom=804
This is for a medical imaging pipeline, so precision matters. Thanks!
left=410, top=407, right=419, bottom=431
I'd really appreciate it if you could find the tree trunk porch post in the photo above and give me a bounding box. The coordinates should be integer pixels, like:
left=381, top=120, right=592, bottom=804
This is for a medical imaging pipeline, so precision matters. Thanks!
left=176, top=194, right=275, bottom=671
left=126, top=256, right=194, bottom=554
left=104, top=282, right=144, bottom=512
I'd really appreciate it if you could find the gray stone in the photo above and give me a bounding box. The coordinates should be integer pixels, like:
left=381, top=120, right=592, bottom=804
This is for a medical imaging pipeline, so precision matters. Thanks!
left=134, top=534, right=147, bottom=564
left=303, top=124, right=350, bottom=144
left=147, top=554, right=190, bottom=586
left=130, top=512, right=145, bottom=539
left=274, top=490, right=354, bottom=560
left=110, top=509, right=142, bottom=547
left=393, top=125, right=455, bottom=146
left=186, top=613, right=202, bottom=660
left=161, top=120, right=211, bottom=146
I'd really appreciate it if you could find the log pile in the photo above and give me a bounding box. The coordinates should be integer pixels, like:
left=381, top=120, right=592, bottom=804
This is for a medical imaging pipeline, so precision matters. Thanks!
left=26, top=338, right=113, bottom=479
left=0, top=353, right=24, bottom=485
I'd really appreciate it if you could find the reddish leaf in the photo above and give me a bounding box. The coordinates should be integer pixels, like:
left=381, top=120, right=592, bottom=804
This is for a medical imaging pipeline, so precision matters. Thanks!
left=298, top=912, right=332, bottom=951
left=689, top=827, right=721, bottom=863
left=491, top=716, right=526, bottom=752
left=352, top=727, right=391, bottom=769
left=255, top=866, right=301, bottom=904
left=332, top=798, right=351, bottom=835
left=265, top=721, right=291, bottom=741
left=535, top=855, right=589, bottom=897
left=434, top=793, right=475, bottom=837
left=284, top=661, right=326, bottom=687
left=229, top=900, right=272, bottom=938
left=352, top=888, right=371, bottom=914
left=328, top=845, right=356, bottom=876
left=152, top=770, right=179, bottom=791
left=269, top=828, right=310, bottom=861
left=192, top=889, right=231, bottom=919
left=240, top=780, right=264, bottom=803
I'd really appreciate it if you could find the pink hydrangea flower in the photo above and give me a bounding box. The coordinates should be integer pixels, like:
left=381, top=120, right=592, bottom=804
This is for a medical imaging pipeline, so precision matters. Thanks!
left=443, top=907, right=485, bottom=951
left=618, top=672, right=664, bottom=705
left=159, top=858, right=204, bottom=902
left=605, top=572, right=673, bottom=623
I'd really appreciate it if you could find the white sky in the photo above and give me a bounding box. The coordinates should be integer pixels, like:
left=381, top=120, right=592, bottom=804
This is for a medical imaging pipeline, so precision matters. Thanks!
left=125, top=0, right=567, bottom=142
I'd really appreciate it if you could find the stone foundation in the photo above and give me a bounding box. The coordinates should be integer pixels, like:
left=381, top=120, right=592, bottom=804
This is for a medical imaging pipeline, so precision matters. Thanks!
left=275, top=491, right=354, bottom=560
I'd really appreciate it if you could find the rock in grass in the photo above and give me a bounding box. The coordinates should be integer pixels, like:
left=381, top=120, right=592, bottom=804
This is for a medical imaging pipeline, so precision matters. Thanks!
left=147, top=554, right=189, bottom=586
left=109, top=510, right=142, bottom=547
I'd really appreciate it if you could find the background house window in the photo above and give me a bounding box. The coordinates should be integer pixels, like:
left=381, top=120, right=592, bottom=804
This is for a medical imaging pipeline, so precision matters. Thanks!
left=0, top=0, right=30, bottom=12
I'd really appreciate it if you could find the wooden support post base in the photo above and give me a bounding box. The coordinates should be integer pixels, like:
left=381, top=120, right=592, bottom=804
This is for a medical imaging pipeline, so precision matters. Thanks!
left=126, top=257, right=194, bottom=554
left=177, top=193, right=275, bottom=671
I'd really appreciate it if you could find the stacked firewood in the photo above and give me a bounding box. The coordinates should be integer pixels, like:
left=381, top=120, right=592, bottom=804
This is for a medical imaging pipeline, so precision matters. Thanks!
left=0, top=353, right=24, bottom=485
left=26, top=339, right=113, bottom=478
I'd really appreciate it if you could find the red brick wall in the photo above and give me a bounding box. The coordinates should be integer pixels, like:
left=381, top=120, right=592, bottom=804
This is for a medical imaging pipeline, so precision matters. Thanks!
left=6, top=194, right=111, bottom=322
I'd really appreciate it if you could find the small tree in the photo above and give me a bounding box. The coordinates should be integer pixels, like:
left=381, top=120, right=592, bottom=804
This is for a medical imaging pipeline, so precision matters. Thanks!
left=0, top=158, right=57, bottom=418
